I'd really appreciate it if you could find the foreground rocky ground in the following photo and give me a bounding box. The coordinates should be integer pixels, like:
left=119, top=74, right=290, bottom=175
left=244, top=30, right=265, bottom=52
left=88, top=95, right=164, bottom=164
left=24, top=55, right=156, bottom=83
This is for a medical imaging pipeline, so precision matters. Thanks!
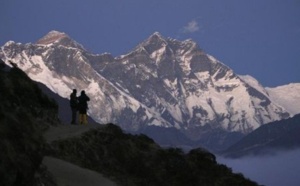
left=43, top=123, right=118, bottom=186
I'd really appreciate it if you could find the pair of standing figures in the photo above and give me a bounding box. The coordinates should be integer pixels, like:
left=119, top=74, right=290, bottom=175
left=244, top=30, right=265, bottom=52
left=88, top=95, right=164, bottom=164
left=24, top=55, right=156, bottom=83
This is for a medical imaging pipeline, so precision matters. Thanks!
left=70, top=89, right=90, bottom=125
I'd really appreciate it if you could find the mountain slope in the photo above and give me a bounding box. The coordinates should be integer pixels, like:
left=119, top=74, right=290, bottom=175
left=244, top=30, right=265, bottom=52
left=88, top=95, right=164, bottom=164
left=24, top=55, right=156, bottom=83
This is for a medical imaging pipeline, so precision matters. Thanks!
left=91, top=33, right=289, bottom=133
left=266, top=83, right=300, bottom=115
left=43, top=156, right=117, bottom=186
left=0, top=30, right=293, bottom=151
left=221, top=114, right=300, bottom=158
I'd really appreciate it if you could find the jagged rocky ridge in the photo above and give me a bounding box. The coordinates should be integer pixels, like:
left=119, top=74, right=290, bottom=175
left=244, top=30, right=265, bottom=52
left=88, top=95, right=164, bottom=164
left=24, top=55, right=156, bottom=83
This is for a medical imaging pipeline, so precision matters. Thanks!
left=0, top=61, right=258, bottom=186
left=0, top=31, right=293, bottom=151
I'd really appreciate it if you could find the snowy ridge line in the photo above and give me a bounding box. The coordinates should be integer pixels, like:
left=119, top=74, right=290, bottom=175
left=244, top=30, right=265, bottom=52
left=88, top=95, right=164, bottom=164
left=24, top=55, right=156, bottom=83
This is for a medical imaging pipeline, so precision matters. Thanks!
left=266, top=83, right=300, bottom=116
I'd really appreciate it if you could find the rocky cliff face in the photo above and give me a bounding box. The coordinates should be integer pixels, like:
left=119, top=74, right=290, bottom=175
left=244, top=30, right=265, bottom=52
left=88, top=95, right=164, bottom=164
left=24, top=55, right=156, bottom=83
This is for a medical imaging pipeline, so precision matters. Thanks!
left=0, top=31, right=291, bottom=150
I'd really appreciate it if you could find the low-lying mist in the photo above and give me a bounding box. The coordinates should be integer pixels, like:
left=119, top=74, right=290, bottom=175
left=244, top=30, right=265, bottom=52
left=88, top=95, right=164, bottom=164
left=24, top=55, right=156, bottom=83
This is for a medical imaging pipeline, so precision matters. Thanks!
left=217, top=149, right=300, bottom=186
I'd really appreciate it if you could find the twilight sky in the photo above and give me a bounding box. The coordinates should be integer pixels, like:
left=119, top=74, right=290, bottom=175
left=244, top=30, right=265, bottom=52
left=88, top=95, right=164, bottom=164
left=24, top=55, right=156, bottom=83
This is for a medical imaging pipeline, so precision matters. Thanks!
left=1, top=0, right=299, bottom=87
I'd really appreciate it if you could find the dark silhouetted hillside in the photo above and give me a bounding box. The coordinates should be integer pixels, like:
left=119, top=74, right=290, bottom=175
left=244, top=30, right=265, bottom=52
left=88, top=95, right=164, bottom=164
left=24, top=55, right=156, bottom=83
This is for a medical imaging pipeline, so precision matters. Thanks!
left=0, top=60, right=59, bottom=186
left=49, top=124, right=258, bottom=186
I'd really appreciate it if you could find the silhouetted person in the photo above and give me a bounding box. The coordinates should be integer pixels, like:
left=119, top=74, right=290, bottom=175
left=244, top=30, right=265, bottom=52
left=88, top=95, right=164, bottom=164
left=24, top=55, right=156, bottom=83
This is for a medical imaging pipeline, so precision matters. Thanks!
left=78, top=90, right=90, bottom=125
left=70, top=89, right=78, bottom=124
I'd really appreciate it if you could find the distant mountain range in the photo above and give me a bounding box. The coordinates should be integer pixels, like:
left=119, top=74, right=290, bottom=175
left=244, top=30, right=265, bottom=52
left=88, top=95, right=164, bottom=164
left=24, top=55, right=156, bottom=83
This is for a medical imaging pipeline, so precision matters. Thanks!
left=1, top=30, right=299, bottom=151
left=221, top=113, right=300, bottom=158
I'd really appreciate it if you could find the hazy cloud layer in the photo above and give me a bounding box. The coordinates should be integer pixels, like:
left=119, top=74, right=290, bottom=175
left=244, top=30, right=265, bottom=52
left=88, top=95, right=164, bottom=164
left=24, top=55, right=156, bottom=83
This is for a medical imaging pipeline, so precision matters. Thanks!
left=182, top=20, right=199, bottom=33
left=217, top=149, right=300, bottom=186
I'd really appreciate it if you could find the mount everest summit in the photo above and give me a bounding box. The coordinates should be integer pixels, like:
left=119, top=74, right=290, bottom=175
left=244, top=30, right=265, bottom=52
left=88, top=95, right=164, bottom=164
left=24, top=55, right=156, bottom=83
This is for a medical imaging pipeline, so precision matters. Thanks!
left=1, top=30, right=298, bottom=151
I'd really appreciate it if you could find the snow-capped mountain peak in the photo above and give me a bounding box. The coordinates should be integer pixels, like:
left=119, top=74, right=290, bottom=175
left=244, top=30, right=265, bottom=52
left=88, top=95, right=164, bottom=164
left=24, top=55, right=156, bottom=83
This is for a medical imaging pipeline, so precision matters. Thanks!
left=149, top=31, right=165, bottom=41
left=36, top=30, right=85, bottom=50
left=36, top=30, right=67, bottom=45
left=138, top=32, right=168, bottom=52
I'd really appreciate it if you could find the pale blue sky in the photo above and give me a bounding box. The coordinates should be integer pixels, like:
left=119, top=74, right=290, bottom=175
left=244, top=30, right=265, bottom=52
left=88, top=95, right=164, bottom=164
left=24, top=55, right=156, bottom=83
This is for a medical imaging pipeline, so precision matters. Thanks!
left=1, top=0, right=299, bottom=87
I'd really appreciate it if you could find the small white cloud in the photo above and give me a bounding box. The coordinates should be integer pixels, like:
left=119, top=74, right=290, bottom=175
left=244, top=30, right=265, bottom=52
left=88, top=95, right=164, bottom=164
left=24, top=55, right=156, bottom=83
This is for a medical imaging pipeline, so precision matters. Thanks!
left=182, top=20, right=199, bottom=33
